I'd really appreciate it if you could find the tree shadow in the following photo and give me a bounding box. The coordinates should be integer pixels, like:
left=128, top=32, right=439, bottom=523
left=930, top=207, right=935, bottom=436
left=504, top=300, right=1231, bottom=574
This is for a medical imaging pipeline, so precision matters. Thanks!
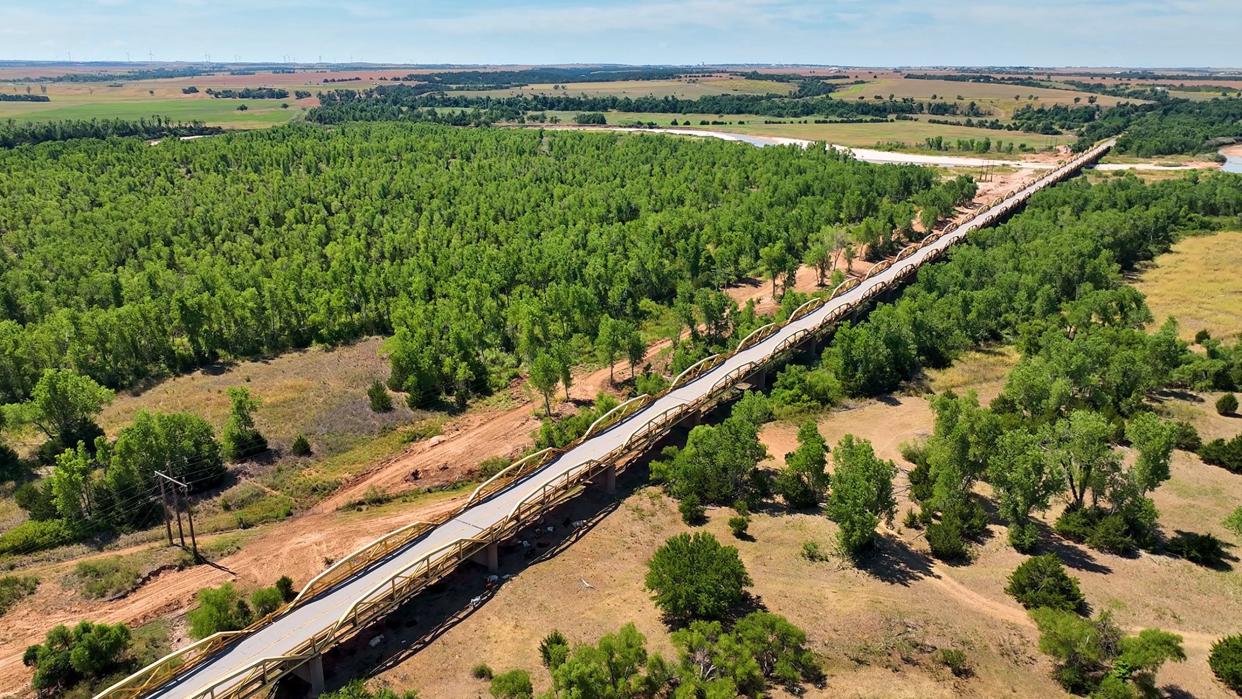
left=1149, top=388, right=1203, bottom=404
left=1029, top=518, right=1112, bottom=574
left=1158, top=530, right=1238, bottom=572
left=855, top=535, right=937, bottom=587
left=1161, top=685, right=1196, bottom=699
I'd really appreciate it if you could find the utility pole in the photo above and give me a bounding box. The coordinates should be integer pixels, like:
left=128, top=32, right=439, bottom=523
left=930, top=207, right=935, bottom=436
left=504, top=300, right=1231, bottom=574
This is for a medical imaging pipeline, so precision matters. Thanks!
left=156, top=471, right=199, bottom=559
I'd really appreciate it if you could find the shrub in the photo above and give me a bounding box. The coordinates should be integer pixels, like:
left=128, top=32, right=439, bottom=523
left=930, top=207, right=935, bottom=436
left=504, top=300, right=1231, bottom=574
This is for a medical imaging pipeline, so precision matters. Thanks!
left=489, top=669, right=532, bottom=698
left=0, top=575, right=38, bottom=616
left=1200, top=435, right=1242, bottom=473
left=1173, top=420, right=1201, bottom=452
left=71, top=557, right=144, bottom=600
left=926, top=517, right=969, bottom=561
left=187, top=582, right=253, bottom=639
left=368, top=380, right=393, bottom=413
left=1209, top=634, right=1242, bottom=693
left=728, top=515, right=750, bottom=538
left=645, top=532, right=752, bottom=624
left=322, top=680, right=419, bottom=699
left=0, top=518, right=82, bottom=556
left=730, top=391, right=773, bottom=427
left=678, top=494, right=705, bottom=525
left=478, top=456, right=511, bottom=479
left=251, top=586, right=284, bottom=617
left=1194, top=329, right=1212, bottom=345
left=1226, top=507, right=1242, bottom=537
left=23, top=620, right=132, bottom=693
left=937, top=648, right=971, bottom=677
left=1086, top=514, right=1137, bottom=555
left=221, top=387, right=267, bottom=461
left=290, top=434, right=312, bottom=456
left=275, top=575, right=296, bottom=602
left=1165, top=531, right=1227, bottom=568
left=539, top=630, right=568, bottom=669
left=1217, top=393, right=1238, bottom=416
left=801, top=541, right=828, bottom=562
left=471, top=662, right=493, bottom=680
left=1005, top=555, right=1086, bottom=613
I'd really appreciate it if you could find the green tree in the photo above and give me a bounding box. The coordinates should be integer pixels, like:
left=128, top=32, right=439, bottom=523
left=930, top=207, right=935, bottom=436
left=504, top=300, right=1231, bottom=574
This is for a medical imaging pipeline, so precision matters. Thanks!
left=1005, top=555, right=1086, bottom=613
left=1051, top=411, right=1120, bottom=511
left=651, top=417, right=767, bottom=506
left=529, top=353, right=561, bottom=415
left=221, top=387, right=266, bottom=461
left=1124, top=412, right=1178, bottom=495
left=22, top=620, right=131, bottom=695
left=1217, top=392, right=1238, bottom=416
left=595, top=316, right=624, bottom=385
left=776, top=421, right=829, bottom=509
left=988, top=428, right=1060, bottom=551
left=48, top=442, right=99, bottom=520
left=367, top=380, right=393, bottom=412
left=250, top=586, right=284, bottom=617
left=28, top=369, right=113, bottom=453
left=1210, top=634, right=1242, bottom=693
left=539, top=629, right=569, bottom=670
left=489, top=669, right=532, bottom=698
left=551, top=623, right=670, bottom=698
left=645, top=532, right=752, bottom=625
left=187, top=582, right=253, bottom=640
left=759, top=242, right=792, bottom=299
left=825, top=435, right=896, bottom=557
left=321, top=680, right=418, bottom=699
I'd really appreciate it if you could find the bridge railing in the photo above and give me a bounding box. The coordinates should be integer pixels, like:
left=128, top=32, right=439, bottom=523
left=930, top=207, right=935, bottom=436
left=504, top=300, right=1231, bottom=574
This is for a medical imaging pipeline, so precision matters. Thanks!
left=102, top=137, right=1114, bottom=699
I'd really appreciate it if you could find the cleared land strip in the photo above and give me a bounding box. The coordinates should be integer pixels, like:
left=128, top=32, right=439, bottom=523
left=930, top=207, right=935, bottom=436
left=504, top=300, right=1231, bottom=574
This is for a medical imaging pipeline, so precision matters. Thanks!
left=101, top=139, right=1115, bottom=699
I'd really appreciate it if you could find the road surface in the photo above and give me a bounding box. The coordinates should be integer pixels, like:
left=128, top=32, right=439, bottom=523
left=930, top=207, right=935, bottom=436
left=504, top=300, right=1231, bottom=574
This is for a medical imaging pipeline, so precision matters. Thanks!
left=135, top=140, right=1113, bottom=699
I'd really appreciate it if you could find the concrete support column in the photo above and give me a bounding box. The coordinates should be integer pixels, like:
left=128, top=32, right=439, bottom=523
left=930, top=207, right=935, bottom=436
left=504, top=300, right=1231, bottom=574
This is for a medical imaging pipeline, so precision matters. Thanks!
left=294, top=654, right=325, bottom=696
left=602, top=463, right=617, bottom=494
left=469, top=541, right=499, bottom=572
left=750, top=369, right=767, bottom=389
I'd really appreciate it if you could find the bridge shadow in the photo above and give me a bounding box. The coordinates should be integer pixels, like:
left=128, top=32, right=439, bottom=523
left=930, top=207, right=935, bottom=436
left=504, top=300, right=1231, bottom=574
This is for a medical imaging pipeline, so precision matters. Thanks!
left=301, top=430, right=682, bottom=696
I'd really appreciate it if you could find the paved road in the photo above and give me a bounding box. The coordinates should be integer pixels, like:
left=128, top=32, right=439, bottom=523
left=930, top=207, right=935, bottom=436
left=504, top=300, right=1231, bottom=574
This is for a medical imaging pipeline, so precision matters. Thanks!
left=141, top=141, right=1112, bottom=699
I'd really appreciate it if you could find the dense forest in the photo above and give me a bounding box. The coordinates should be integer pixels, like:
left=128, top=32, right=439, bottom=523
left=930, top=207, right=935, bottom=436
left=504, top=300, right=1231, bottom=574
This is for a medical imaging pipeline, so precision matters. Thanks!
left=1059, top=97, right=1242, bottom=155
left=307, top=86, right=985, bottom=124
left=0, top=118, right=221, bottom=148
left=0, top=123, right=956, bottom=408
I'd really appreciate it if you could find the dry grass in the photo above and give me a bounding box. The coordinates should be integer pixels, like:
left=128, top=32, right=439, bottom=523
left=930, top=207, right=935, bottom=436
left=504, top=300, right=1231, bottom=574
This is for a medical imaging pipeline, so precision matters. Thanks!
left=344, top=349, right=1240, bottom=698
left=831, top=77, right=1138, bottom=118
left=924, top=347, right=1019, bottom=402
left=1134, top=230, right=1242, bottom=341
left=100, top=337, right=420, bottom=456
left=459, top=76, right=794, bottom=99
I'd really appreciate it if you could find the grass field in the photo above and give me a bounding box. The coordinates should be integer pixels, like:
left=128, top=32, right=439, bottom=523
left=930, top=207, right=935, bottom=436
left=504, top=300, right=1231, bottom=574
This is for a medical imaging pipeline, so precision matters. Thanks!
left=458, top=75, right=795, bottom=99
left=1134, top=230, right=1242, bottom=341
left=0, top=93, right=304, bottom=128
left=831, top=76, right=1139, bottom=118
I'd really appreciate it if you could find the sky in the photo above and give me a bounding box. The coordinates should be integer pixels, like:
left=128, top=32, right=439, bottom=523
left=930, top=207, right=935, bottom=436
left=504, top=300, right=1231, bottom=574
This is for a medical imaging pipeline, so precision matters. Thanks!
left=1, top=0, right=1239, bottom=68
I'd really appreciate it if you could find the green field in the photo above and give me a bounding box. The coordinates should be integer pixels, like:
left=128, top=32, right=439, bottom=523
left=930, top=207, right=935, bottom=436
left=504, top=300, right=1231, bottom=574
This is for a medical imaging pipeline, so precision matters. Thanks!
left=0, top=97, right=302, bottom=128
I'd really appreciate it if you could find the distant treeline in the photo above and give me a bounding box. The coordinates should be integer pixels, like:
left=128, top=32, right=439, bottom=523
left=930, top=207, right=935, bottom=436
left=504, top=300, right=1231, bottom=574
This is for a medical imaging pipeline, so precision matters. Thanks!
left=10, top=66, right=212, bottom=83
left=206, top=87, right=289, bottom=99
left=1075, top=97, right=1242, bottom=155
left=0, top=117, right=221, bottom=148
left=0, top=94, right=50, bottom=102
left=903, top=73, right=1052, bottom=90
left=382, top=66, right=695, bottom=88
left=308, top=86, right=984, bottom=123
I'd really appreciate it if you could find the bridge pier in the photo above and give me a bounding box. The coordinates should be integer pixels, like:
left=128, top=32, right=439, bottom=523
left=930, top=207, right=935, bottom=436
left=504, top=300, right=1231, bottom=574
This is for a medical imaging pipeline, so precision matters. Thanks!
left=748, top=369, right=767, bottom=389
left=293, top=654, right=325, bottom=697
left=470, top=541, right=499, bottom=572
left=600, top=463, right=616, bottom=494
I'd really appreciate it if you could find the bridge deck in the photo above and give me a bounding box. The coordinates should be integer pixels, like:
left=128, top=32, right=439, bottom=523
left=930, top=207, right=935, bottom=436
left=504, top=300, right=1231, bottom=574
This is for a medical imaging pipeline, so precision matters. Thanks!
left=137, top=140, right=1113, bottom=699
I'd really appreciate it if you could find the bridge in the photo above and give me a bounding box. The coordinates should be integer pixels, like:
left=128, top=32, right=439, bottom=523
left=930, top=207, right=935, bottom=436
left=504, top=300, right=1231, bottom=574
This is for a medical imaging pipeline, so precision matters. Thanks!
left=98, top=139, right=1115, bottom=699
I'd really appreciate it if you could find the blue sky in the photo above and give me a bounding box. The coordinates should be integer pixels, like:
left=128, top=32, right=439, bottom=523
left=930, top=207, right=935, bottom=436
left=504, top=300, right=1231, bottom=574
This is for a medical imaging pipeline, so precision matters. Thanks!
left=2, top=0, right=1239, bottom=67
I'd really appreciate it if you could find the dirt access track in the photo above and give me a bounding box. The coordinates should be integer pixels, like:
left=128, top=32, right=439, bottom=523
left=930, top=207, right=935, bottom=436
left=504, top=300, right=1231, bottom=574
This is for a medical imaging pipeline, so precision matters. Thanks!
left=0, top=142, right=1052, bottom=696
